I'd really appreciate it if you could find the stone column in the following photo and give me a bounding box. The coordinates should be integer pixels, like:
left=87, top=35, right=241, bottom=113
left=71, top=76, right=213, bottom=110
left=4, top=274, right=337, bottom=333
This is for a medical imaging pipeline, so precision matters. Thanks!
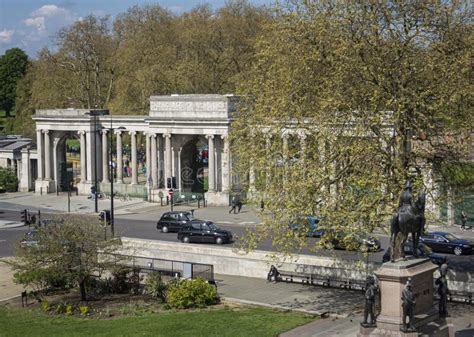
left=20, top=147, right=31, bottom=191
left=130, top=131, right=138, bottom=185
left=116, top=130, right=123, bottom=183
left=102, top=130, right=109, bottom=183
left=207, top=135, right=215, bottom=192
left=164, top=134, right=172, bottom=187
left=151, top=134, right=158, bottom=188
left=145, top=133, right=151, bottom=185
left=221, top=135, right=230, bottom=192
left=79, top=131, right=86, bottom=182
left=85, top=131, right=94, bottom=183
left=36, top=130, right=43, bottom=180
left=44, top=130, right=51, bottom=180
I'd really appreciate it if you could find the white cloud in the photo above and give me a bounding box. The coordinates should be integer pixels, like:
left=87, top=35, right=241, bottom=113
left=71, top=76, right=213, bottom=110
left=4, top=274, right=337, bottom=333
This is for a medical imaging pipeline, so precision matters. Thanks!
left=16, top=3, right=79, bottom=53
left=23, top=17, right=46, bottom=34
left=31, top=5, right=70, bottom=19
left=0, top=29, right=15, bottom=44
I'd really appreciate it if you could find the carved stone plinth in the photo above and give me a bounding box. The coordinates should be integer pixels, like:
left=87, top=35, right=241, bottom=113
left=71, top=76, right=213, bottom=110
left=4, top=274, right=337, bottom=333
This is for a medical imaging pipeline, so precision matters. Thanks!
left=358, top=258, right=450, bottom=337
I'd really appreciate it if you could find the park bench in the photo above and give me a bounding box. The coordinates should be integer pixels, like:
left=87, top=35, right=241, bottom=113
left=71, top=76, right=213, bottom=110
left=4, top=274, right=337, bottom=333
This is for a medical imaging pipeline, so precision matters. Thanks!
left=270, top=266, right=365, bottom=291
left=447, top=290, right=472, bottom=304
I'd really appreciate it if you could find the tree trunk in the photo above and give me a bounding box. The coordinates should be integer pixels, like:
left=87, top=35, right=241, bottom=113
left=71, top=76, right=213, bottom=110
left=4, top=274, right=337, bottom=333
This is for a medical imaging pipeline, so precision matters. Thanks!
left=79, top=279, right=87, bottom=301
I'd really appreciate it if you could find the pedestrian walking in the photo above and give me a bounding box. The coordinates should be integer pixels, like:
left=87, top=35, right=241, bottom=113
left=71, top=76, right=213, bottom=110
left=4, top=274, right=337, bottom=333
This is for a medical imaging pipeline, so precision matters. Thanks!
left=229, top=196, right=237, bottom=214
left=237, top=199, right=243, bottom=213
left=460, top=210, right=467, bottom=231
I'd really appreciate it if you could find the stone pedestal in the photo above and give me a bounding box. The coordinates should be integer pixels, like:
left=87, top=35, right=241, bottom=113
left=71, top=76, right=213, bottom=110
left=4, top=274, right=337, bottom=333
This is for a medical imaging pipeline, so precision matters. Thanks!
left=205, top=191, right=229, bottom=206
left=358, top=258, right=449, bottom=337
left=35, top=179, right=56, bottom=194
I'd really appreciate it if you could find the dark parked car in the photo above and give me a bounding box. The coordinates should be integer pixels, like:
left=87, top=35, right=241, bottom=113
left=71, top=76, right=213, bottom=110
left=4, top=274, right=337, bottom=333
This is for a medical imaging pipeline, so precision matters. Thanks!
left=420, top=232, right=473, bottom=256
left=382, top=241, right=446, bottom=265
left=329, top=232, right=380, bottom=252
left=177, top=220, right=233, bottom=244
left=289, top=215, right=325, bottom=237
left=157, top=211, right=194, bottom=233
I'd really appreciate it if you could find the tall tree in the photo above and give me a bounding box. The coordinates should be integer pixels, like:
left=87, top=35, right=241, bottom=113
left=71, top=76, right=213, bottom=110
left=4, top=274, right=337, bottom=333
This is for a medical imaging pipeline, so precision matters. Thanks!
left=28, top=16, right=117, bottom=110
left=0, top=48, right=28, bottom=117
left=232, top=1, right=473, bottom=255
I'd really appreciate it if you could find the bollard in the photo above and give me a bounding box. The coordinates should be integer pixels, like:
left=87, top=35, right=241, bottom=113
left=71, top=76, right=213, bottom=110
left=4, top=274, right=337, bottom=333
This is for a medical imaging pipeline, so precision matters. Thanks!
left=75, top=187, right=78, bottom=196
left=190, top=209, right=195, bottom=216
left=160, top=197, right=163, bottom=206
left=198, top=199, right=200, bottom=208
left=40, top=187, right=42, bottom=195
left=166, top=196, right=169, bottom=205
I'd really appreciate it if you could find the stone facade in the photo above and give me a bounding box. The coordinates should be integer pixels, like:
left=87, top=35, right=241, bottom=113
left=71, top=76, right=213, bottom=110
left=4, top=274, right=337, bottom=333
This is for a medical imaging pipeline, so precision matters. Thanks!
left=28, top=95, right=235, bottom=205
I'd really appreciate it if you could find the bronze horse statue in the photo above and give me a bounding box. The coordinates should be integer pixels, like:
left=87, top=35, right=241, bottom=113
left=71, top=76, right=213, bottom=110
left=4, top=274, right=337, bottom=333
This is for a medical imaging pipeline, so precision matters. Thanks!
left=390, top=181, right=426, bottom=262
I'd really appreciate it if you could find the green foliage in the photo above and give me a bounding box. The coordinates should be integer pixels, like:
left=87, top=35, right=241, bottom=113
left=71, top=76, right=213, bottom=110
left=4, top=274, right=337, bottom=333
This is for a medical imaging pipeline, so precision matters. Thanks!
left=144, top=272, right=167, bottom=300
left=8, top=215, right=122, bottom=301
left=55, top=302, right=67, bottom=314
left=78, top=304, right=90, bottom=316
left=231, top=1, right=473, bottom=255
left=165, top=278, right=218, bottom=309
left=0, top=48, right=28, bottom=115
left=110, top=266, right=132, bottom=294
left=65, top=304, right=74, bottom=316
left=41, top=299, right=50, bottom=312
left=0, top=167, right=18, bottom=192
left=440, top=163, right=474, bottom=187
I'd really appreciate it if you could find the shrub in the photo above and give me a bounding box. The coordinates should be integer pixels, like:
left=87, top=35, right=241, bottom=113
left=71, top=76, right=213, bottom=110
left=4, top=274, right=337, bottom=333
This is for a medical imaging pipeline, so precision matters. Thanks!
left=145, top=272, right=166, bottom=300
left=79, top=304, right=89, bottom=316
left=65, top=304, right=74, bottom=316
left=55, top=302, right=66, bottom=314
left=166, top=278, right=219, bottom=309
left=86, top=276, right=112, bottom=295
left=41, top=299, right=50, bottom=312
left=0, top=167, right=18, bottom=192
left=110, top=266, right=132, bottom=294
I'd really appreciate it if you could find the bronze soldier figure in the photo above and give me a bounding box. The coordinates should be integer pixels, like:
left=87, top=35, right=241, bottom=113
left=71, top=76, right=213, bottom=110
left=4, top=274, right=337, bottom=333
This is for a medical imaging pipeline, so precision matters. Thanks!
left=435, top=263, right=449, bottom=317
left=401, top=278, right=416, bottom=331
left=362, top=276, right=377, bottom=326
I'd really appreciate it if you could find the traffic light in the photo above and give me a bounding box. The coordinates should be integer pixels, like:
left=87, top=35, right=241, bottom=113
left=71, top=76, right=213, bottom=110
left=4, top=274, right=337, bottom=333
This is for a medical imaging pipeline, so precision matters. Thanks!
left=21, top=209, right=28, bottom=225
left=99, top=211, right=105, bottom=223
left=167, top=177, right=177, bottom=189
left=99, top=210, right=111, bottom=226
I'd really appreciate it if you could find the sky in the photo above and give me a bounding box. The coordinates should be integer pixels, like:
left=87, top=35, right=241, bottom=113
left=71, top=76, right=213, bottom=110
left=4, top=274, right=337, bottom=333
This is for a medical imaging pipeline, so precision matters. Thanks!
left=0, top=0, right=272, bottom=58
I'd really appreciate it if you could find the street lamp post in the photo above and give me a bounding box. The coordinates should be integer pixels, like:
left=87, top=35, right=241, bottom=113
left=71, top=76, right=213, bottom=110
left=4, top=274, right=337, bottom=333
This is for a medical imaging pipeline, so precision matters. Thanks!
left=86, top=109, right=109, bottom=213
left=109, top=122, right=126, bottom=237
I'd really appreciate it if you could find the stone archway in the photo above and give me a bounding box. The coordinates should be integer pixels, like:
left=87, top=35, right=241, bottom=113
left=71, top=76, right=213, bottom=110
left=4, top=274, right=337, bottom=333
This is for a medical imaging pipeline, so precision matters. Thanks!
left=54, top=132, right=80, bottom=192
left=180, top=136, right=208, bottom=193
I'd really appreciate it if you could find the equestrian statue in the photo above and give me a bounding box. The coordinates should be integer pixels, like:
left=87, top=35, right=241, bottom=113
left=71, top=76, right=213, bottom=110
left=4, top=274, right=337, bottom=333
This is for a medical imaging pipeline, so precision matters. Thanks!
left=390, top=180, right=426, bottom=262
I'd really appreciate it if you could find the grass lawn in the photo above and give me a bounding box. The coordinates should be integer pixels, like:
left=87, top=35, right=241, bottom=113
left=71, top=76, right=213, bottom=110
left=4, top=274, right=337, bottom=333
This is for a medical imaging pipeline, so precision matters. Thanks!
left=0, top=306, right=315, bottom=337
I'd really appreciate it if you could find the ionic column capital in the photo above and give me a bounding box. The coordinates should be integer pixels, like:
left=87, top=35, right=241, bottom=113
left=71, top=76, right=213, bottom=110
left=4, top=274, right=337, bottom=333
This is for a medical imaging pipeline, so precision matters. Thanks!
left=78, top=130, right=86, bottom=136
left=129, top=130, right=137, bottom=136
left=42, top=130, right=50, bottom=135
left=206, top=134, right=215, bottom=140
left=163, top=133, right=171, bottom=138
left=220, top=134, right=228, bottom=141
left=101, top=129, right=108, bottom=135
left=114, top=129, right=124, bottom=135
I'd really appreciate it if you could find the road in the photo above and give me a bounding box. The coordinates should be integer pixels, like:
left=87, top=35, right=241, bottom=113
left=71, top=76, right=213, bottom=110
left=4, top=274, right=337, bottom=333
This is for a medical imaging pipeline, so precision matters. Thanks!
left=0, top=210, right=473, bottom=272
